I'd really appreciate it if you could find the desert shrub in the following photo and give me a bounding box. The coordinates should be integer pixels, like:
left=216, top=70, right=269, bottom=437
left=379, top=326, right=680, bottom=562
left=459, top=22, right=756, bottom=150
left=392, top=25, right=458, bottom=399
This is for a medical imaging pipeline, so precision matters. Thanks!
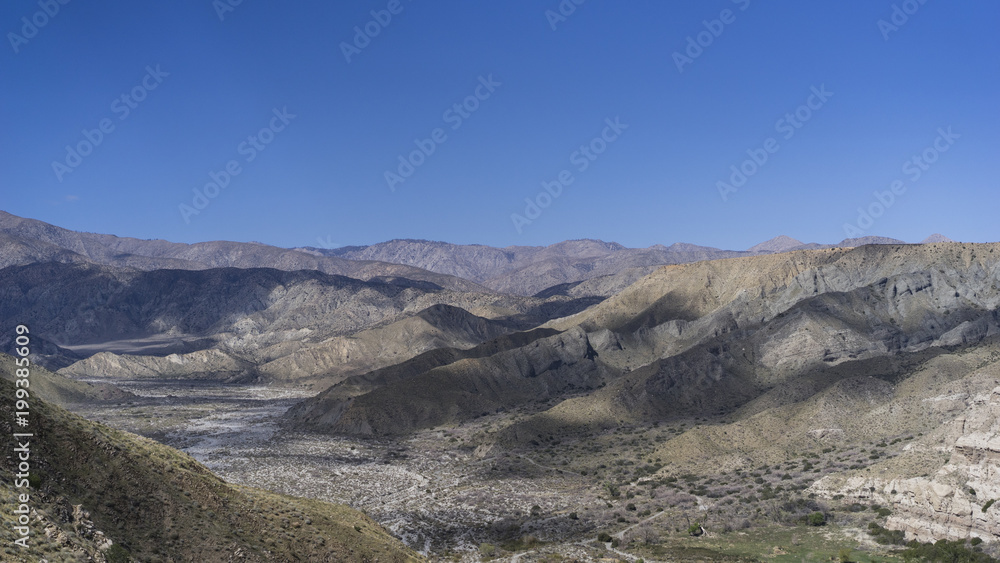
left=900, top=539, right=996, bottom=562
left=105, top=545, right=131, bottom=563
left=597, top=532, right=612, bottom=543
left=867, top=522, right=906, bottom=545
left=982, top=499, right=996, bottom=512
left=806, top=512, right=826, bottom=526
left=688, top=523, right=703, bottom=536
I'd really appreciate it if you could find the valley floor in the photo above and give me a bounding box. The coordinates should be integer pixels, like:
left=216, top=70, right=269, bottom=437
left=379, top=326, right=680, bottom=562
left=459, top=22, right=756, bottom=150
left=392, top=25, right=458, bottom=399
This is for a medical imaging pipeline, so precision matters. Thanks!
left=66, top=379, right=965, bottom=562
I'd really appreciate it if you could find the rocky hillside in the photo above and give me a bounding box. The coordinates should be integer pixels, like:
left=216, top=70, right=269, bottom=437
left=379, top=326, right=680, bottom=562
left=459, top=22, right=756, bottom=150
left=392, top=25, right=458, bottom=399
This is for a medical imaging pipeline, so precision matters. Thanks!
left=0, top=376, right=421, bottom=562
left=0, top=262, right=598, bottom=379
left=0, top=353, right=132, bottom=406
left=803, top=341, right=1000, bottom=544
left=59, top=304, right=528, bottom=389
left=288, top=242, right=1000, bottom=546
left=295, top=243, right=1000, bottom=437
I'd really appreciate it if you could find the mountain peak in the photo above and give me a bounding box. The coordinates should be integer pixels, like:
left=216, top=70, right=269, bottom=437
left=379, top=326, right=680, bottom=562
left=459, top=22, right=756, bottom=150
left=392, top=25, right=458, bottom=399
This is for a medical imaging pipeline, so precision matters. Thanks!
left=748, top=235, right=804, bottom=253
left=921, top=233, right=955, bottom=244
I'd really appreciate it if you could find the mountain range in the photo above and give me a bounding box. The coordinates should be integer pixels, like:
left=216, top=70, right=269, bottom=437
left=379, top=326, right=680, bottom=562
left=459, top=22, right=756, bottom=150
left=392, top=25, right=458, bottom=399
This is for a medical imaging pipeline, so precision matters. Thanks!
left=2, top=209, right=995, bottom=560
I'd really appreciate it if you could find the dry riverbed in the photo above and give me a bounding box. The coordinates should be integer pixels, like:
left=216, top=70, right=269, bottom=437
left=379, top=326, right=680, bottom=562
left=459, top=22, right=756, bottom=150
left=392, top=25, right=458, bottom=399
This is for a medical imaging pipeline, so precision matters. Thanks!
left=69, top=379, right=615, bottom=561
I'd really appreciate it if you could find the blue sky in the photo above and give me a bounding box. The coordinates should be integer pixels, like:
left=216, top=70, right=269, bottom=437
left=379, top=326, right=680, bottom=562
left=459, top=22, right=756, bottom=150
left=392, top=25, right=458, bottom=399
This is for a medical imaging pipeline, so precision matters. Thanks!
left=2, top=0, right=997, bottom=250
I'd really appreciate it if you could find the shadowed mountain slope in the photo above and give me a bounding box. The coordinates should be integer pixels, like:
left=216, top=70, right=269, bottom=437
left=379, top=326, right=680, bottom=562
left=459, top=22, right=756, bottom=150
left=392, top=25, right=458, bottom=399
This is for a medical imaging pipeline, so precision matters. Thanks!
left=0, top=262, right=582, bottom=351
left=290, top=243, right=1000, bottom=445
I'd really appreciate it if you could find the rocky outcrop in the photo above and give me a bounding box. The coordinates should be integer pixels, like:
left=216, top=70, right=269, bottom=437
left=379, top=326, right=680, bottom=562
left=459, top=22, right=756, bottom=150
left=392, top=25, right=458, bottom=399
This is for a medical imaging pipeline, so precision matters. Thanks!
left=811, top=386, right=1000, bottom=543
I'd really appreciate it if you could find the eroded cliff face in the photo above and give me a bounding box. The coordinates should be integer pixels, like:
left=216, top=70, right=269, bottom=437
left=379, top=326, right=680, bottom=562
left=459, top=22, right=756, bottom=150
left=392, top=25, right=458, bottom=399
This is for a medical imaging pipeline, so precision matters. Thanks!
left=812, top=386, right=1000, bottom=543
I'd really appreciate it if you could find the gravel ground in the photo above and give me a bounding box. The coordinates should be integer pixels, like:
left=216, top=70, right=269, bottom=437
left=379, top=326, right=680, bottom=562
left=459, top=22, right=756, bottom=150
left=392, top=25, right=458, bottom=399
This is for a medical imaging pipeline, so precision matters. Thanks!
left=70, top=380, right=612, bottom=561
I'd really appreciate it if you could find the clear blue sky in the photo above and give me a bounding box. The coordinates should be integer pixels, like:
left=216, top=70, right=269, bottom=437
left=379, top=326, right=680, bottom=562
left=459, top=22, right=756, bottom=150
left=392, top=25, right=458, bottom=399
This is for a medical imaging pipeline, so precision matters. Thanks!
left=2, top=0, right=997, bottom=250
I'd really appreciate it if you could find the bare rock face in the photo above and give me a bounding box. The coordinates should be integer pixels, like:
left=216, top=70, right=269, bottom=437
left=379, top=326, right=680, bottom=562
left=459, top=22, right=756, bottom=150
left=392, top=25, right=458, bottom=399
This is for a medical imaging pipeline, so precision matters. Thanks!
left=885, top=387, right=1000, bottom=543
left=812, top=386, right=1000, bottom=544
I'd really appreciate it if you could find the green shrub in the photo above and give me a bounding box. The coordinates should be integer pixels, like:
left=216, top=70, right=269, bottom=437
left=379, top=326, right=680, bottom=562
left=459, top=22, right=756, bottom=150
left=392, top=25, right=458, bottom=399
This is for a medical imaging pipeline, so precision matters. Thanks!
left=867, top=522, right=905, bottom=545
left=900, top=539, right=995, bottom=562
left=479, top=543, right=495, bottom=557
left=597, top=532, right=612, bottom=543
left=982, top=499, right=996, bottom=513
left=105, top=545, right=131, bottom=563
left=688, top=523, right=703, bottom=536
left=807, top=512, right=826, bottom=526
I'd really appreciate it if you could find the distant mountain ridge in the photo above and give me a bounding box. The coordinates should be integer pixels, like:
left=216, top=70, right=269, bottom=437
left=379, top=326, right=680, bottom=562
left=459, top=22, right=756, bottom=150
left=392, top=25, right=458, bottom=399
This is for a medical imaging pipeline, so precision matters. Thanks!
left=0, top=210, right=956, bottom=296
left=0, top=210, right=484, bottom=293
left=303, top=233, right=949, bottom=295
